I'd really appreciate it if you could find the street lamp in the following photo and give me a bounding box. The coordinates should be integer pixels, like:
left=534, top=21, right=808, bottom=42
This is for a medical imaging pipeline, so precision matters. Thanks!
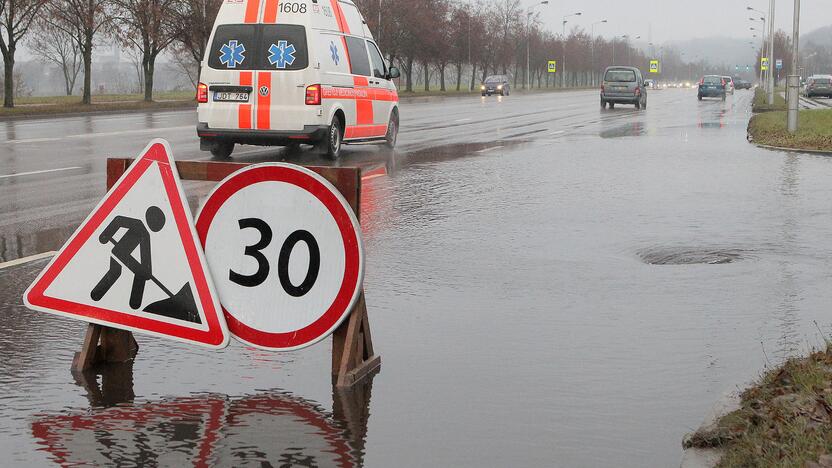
left=526, top=0, right=549, bottom=90
left=750, top=15, right=767, bottom=87
left=561, top=12, right=581, bottom=87
left=590, top=19, right=608, bottom=84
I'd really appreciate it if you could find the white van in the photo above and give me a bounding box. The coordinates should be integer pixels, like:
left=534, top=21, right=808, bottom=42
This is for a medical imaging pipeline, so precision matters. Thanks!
left=196, top=0, right=400, bottom=159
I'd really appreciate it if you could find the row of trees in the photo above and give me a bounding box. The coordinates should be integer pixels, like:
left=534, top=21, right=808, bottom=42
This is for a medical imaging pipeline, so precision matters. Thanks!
left=0, top=0, right=219, bottom=107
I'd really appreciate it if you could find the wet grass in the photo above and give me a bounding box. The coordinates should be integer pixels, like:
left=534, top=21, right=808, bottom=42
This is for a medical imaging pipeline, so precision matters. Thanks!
left=0, top=91, right=196, bottom=118
left=748, top=108, right=832, bottom=152
left=685, top=341, right=832, bottom=467
left=752, top=86, right=787, bottom=112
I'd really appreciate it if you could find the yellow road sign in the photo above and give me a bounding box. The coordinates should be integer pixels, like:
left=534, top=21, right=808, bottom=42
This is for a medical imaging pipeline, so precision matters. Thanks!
left=761, top=57, right=769, bottom=71
left=547, top=60, right=557, bottom=73
left=649, top=60, right=659, bottom=73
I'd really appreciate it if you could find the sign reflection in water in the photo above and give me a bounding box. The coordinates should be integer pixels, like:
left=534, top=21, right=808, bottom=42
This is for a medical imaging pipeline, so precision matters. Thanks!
left=32, top=363, right=374, bottom=467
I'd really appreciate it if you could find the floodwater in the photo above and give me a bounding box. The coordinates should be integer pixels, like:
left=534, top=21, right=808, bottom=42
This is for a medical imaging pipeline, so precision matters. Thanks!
left=4, top=89, right=832, bottom=466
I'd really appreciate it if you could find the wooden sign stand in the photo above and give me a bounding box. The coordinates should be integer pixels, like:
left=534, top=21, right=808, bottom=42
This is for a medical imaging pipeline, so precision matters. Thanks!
left=71, top=159, right=380, bottom=388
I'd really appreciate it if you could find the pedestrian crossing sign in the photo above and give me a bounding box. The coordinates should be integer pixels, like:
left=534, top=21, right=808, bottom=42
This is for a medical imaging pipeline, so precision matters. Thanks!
left=761, top=57, right=769, bottom=71
left=649, top=60, right=659, bottom=73
left=23, top=139, right=230, bottom=349
left=548, top=60, right=557, bottom=73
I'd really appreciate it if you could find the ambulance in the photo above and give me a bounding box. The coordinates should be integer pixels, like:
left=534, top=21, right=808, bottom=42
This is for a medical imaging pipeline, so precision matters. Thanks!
left=196, top=0, right=400, bottom=159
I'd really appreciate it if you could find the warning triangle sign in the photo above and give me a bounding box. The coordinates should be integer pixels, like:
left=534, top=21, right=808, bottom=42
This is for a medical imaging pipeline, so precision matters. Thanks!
left=24, top=139, right=229, bottom=349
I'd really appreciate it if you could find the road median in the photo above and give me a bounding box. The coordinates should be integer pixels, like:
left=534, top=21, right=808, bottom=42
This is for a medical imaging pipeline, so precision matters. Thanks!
left=683, top=342, right=832, bottom=466
left=748, top=107, right=832, bottom=153
left=0, top=92, right=196, bottom=120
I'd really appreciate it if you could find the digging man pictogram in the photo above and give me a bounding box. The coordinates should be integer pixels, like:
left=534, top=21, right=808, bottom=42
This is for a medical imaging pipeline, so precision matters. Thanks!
left=90, top=206, right=200, bottom=323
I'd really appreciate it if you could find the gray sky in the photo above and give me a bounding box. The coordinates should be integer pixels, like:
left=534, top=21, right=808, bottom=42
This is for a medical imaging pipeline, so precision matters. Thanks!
left=534, top=0, right=830, bottom=42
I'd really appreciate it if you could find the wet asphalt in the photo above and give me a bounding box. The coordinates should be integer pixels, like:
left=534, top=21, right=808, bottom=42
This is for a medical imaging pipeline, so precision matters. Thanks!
left=4, top=88, right=832, bottom=466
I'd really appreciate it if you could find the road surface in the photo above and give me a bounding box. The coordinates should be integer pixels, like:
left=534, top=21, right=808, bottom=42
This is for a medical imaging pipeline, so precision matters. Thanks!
left=4, top=88, right=832, bottom=467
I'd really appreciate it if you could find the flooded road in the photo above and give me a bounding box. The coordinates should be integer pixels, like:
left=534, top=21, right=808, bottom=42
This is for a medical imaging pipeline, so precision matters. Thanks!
left=4, top=88, right=832, bottom=466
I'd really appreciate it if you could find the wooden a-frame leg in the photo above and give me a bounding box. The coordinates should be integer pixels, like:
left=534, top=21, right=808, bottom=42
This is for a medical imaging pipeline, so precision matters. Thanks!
left=332, top=291, right=381, bottom=387
left=72, top=324, right=138, bottom=373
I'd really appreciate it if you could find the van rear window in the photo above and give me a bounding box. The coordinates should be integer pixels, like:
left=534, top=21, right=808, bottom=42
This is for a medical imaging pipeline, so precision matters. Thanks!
left=604, top=70, right=635, bottom=82
left=815, top=78, right=830, bottom=85
left=208, top=24, right=308, bottom=71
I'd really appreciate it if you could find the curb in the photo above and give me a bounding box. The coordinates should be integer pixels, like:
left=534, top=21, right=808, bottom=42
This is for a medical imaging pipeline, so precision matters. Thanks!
left=746, top=114, right=832, bottom=155
left=680, top=391, right=742, bottom=468
left=0, top=101, right=197, bottom=122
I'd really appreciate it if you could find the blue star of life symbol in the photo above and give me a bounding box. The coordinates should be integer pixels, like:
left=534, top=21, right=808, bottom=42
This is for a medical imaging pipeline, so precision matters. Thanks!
left=268, top=41, right=296, bottom=69
left=329, top=41, right=339, bottom=65
left=219, top=40, right=246, bottom=68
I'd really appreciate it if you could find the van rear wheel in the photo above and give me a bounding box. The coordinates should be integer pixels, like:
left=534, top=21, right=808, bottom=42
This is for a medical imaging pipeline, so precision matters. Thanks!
left=319, top=116, right=342, bottom=160
left=210, top=142, right=234, bottom=159
left=385, top=113, right=398, bottom=149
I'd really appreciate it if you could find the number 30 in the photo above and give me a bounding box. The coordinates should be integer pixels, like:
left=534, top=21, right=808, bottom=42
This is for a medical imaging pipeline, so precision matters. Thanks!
left=229, top=218, right=321, bottom=297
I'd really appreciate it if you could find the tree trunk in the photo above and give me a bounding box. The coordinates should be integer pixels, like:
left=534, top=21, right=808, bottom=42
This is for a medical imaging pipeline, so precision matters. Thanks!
left=405, top=57, right=413, bottom=92
left=470, top=63, right=477, bottom=91
left=82, top=35, right=93, bottom=104
left=3, top=55, right=14, bottom=108
left=439, top=63, right=446, bottom=91
left=423, top=61, right=429, bottom=92
left=143, top=55, right=155, bottom=102
left=455, top=62, right=462, bottom=91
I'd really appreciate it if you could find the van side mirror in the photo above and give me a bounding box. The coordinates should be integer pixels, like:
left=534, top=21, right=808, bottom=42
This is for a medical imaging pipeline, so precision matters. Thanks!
left=387, top=66, right=400, bottom=79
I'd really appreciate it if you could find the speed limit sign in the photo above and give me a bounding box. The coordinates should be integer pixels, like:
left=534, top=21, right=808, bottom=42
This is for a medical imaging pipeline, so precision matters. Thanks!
left=195, top=163, right=364, bottom=351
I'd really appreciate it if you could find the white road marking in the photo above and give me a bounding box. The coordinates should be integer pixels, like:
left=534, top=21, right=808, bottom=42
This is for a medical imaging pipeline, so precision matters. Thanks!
left=476, top=145, right=504, bottom=153
left=0, top=251, right=56, bottom=270
left=66, top=125, right=192, bottom=139
left=550, top=130, right=565, bottom=135
left=5, top=137, right=62, bottom=144
left=0, top=166, right=83, bottom=180
left=454, top=118, right=472, bottom=122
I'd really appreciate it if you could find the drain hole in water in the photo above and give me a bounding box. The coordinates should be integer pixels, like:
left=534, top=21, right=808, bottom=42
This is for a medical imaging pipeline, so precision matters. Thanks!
left=638, top=248, right=747, bottom=265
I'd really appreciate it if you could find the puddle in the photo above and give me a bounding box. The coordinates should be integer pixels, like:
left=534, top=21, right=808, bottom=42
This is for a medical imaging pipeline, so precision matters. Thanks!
left=638, top=247, right=748, bottom=265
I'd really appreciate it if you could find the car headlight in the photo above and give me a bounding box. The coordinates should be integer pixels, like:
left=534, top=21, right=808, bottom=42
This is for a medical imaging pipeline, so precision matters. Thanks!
left=497, top=85, right=503, bottom=90
left=481, top=85, right=485, bottom=90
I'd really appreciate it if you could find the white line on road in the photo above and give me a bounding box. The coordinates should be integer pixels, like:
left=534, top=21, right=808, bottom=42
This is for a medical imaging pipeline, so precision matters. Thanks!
left=454, top=118, right=472, bottom=122
left=550, top=130, right=565, bottom=135
left=5, top=137, right=62, bottom=144
left=476, top=145, right=504, bottom=153
left=0, top=166, right=83, bottom=180
left=0, top=251, right=56, bottom=270
left=66, top=125, right=193, bottom=139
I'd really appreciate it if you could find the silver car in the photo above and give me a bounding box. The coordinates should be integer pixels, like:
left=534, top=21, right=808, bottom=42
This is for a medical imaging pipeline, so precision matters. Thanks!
left=600, top=66, right=647, bottom=109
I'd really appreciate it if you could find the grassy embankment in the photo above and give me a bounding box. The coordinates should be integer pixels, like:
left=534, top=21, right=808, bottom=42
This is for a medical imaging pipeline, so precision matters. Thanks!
left=685, top=341, right=832, bottom=467
left=0, top=91, right=196, bottom=118
left=748, top=87, right=832, bottom=152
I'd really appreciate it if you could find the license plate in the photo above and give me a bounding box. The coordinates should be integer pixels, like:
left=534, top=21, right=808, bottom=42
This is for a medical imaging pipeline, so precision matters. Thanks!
left=213, top=91, right=249, bottom=102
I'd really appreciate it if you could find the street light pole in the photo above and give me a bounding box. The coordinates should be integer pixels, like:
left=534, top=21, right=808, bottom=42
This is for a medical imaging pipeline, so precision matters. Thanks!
left=526, top=1, right=549, bottom=90
left=767, top=0, right=775, bottom=104
left=561, top=12, right=581, bottom=88
left=787, top=0, right=800, bottom=133
left=748, top=9, right=767, bottom=88
left=590, top=19, right=608, bottom=85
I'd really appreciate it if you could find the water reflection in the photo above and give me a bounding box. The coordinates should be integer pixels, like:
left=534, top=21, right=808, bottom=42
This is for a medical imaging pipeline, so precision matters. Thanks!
left=33, top=368, right=376, bottom=467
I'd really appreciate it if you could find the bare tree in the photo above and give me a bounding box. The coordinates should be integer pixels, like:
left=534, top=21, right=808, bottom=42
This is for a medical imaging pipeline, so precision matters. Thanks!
left=29, top=17, right=82, bottom=95
left=171, top=0, right=221, bottom=85
left=0, top=0, right=47, bottom=107
left=111, top=0, right=178, bottom=101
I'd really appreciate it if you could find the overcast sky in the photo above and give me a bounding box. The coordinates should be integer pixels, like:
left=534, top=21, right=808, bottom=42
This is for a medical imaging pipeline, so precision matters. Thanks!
left=533, top=0, right=830, bottom=42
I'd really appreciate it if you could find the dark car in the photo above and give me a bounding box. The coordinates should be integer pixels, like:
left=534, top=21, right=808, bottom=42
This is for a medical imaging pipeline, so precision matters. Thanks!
left=481, top=75, right=510, bottom=96
left=697, top=75, right=726, bottom=101
left=733, top=78, right=752, bottom=90
left=805, top=75, right=832, bottom=98
left=600, top=66, right=647, bottom=109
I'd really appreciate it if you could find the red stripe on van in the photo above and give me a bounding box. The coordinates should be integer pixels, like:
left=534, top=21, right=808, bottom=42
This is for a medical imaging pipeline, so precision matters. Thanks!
left=330, top=0, right=350, bottom=34
left=264, top=0, right=279, bottom=22
left=353, top=76, right=368, bottom=87
left=355, top=99, right=373, bottom=125
left=244, top=0, right=261, bottom=23
left=344, top=125, right=387, bottom=139
left=256, top=72, right=271, bottom=130
left=239, top=72, right=253, bottom=129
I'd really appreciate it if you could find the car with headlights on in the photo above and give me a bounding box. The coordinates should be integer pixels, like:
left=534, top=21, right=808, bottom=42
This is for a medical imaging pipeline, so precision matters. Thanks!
left=481, top=75, right=510, bottom=96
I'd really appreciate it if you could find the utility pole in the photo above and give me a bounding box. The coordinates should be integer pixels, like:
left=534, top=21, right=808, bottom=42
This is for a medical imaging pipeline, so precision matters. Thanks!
left=787, top=0, right=800, bottom=133
left=561, top=12, right=581, bottom=88
left=767, top=0, right=775, bottom=105
left=526, top=1, right=549, bottom=91
left=590, top=19, right=608, bottom=86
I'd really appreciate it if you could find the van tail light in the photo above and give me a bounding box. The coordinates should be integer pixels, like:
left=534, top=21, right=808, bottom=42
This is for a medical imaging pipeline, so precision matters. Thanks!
left=634, top=87, right=641, bottom=96
left=600, top=84, right=605, bottom=93
left=721, top=79, right=726, bottom=86
left=305, top=84, right=321, bottom=105
left=197, top=82, right=208, bottom=103
left=699, top=78, right=704, bottom=85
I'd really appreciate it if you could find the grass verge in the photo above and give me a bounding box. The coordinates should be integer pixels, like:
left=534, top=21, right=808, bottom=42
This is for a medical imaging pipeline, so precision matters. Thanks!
left=685, top=342, right=832, bottom=467
left=752, top=86, right=787, bottom=112
left=0, top=91, right=196, bottom=119
left=748, top=108, right=832, bottom=152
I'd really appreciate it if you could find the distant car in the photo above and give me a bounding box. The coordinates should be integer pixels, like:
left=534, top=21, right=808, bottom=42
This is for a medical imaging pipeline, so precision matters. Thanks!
left=698, top=75, right=726, bottom=101
left=481, top=75, right=510, bottom=96
left=733, top=78, right=752, bottom=90
left=600, top=66, right=647, bottom=109
left=644, top=79, right=655, bottom=89
left=804, top=75, right=832, bottom=98
left=721, top=76, right=735, bottom=94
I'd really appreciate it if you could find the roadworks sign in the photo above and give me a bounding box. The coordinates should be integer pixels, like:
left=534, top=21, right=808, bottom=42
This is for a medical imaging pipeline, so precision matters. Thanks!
left=24, top=139, right=230, bottom=349
left=547, top=60, right=557, bottom=73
